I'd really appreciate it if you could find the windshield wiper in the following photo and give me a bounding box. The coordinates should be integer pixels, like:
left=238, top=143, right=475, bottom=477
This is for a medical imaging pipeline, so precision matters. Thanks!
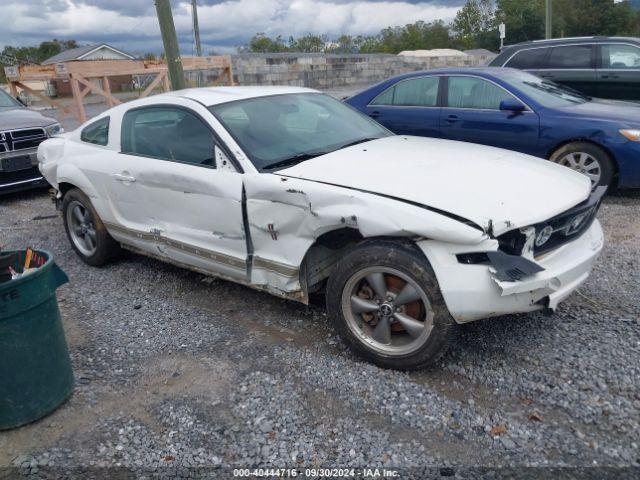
left=337, top=137, right=381, bottom=150
left=262, top=151, right=329, bottom=170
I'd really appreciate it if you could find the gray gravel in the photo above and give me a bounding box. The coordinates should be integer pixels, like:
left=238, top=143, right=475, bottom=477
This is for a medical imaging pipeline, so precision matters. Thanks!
left=1, top=188, right=639, bottom=477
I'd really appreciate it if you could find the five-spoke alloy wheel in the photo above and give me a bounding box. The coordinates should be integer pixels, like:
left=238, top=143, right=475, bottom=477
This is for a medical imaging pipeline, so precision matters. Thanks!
left=66, top=200, right=98, bottom=257
left=342, top=266, right=434, bottom=356
left=327, top=239, right=456, bottom=370
left=62, top=188, right=120, bottom=266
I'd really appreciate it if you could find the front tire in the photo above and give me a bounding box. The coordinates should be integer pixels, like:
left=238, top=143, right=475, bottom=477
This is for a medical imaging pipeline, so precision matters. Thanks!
left=62, top=188, right=120, bottom=266
left=326, top=239, right=456, bottom=370
left=550, top=142, right=614, bottom=188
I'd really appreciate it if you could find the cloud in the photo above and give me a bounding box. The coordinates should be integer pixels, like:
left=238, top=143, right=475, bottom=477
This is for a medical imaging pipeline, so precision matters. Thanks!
left=1, top=0, right=463, bottom=55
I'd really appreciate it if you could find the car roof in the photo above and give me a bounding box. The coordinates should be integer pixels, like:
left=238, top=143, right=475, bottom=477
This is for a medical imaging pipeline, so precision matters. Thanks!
left=502, top=36, right=640, bottom=51
left=381, top=67, right=515, bottom=81
left=160, top=86, right=320, bottom=106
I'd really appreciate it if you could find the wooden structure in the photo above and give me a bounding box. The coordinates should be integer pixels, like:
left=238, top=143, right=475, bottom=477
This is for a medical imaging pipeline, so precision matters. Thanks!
left=4, top=56, right=234, bottom=123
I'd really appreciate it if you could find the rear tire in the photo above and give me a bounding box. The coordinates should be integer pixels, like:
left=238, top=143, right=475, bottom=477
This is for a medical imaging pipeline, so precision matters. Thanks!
left=326, top=239, right=456, bottom=370
left=62, top=188, right=120, bottom=266
left=550, top=142, right=614, bottom=188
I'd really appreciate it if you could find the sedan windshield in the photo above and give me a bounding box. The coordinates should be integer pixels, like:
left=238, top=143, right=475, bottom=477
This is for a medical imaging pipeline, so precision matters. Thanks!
left=209, top=93, right=390, bottom=170
left=0, top=89, right=21, bottom=109
left=505, top=70, right=590, bottom=108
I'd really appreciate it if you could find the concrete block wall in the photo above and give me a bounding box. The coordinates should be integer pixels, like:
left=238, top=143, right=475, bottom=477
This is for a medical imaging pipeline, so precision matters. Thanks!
left=231, top=53, right=496, bottom=89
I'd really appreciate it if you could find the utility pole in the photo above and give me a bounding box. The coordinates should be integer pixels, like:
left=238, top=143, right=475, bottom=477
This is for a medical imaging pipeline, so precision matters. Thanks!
left=191, top=0, right=202, bottom=57
left=155, top=0, right=185, bottom=90
left=191, top=0, right=203, bottom=86
left=545, top=0, right=553, bottom=39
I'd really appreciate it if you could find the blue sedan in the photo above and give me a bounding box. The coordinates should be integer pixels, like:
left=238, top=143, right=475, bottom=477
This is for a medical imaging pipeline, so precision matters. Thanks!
left=345, top=67, right=640, bottom=188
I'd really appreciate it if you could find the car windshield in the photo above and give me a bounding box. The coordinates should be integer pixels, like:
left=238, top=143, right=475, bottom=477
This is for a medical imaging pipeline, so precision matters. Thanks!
left=209, top=93, right=391, bottom=170
left=505, top=70, right=590, bottom=108
left=0, top=89, right=21, bottom=109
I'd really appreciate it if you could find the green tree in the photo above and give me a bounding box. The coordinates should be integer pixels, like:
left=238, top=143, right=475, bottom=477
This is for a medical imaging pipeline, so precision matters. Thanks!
left=289, top=34, right=326, bottom=53
left=376, top=20, right=455, bottom=54
left=453, top=0, right=496, bottom=48
left=248, top=33, right=289, bottom=53
left=495, top=0, right=545, bottom=44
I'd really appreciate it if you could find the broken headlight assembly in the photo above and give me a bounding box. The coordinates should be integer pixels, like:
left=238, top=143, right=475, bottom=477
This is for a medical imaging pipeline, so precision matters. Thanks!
left=456, top=186, right=606, bottom=280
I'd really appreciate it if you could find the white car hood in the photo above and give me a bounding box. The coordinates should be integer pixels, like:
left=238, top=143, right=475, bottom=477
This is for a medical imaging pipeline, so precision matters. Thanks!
left=278, top=136, right=591, bottom=236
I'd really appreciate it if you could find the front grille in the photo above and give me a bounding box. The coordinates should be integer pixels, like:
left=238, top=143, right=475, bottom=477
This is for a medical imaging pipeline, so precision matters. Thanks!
left=498, top=186, right=606, bottom=258
left=0, top=165, right=43, bottom=185
left=0, top=127, right=47, bottom=153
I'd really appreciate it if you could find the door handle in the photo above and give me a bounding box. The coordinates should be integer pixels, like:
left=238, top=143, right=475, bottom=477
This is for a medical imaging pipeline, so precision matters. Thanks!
left=601, top=74, right=619, bottom=79
left=446, top=115, right=459, bottom=123
left=539, top=73, right=554, bottom=78
left=112, top=172, right=136, bottom=183
left=369, top=110, right=381, bottom=118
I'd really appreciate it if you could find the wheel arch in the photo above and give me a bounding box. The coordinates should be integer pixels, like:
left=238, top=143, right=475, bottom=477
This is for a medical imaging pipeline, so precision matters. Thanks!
left=547, top=138, right=619, bottom=185
left=299, top=227, right=428, bottom=297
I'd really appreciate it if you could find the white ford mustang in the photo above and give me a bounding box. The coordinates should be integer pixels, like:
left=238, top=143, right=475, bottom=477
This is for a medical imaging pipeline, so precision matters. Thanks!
left=38, top=86, right=605, bottom=369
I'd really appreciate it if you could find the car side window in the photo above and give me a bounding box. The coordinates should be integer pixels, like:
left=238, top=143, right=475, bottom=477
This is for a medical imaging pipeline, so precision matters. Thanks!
left=447, top=76, right=514, bottom=110
left=80, top=117, right=109, bottom=146
left=601, top=44, right=640, bottom=69
left=545, top=45, right=593, bottom=69
left=370, top=77, right=440, bottom=107
left=504, top=48, right=549, bottom=69
left=121, top=106, right=215, bottom=167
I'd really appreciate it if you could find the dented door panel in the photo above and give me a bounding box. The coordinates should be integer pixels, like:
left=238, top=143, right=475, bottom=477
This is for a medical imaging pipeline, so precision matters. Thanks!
left=145, top=163, right=247, bottom=280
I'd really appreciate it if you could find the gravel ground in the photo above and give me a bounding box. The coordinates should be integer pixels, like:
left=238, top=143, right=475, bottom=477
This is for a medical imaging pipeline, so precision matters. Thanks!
left=1, top=186, right=639, bottom=478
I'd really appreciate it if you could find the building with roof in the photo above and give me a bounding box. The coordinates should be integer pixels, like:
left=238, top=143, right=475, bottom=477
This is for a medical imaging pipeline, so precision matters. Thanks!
left=42, top=44, right=136, bottom=97
left=41, top=44, right=135, bottom=65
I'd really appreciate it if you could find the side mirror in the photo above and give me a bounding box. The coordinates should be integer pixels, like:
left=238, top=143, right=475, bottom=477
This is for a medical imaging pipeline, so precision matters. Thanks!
left=499, top=99, right=526, bottom=112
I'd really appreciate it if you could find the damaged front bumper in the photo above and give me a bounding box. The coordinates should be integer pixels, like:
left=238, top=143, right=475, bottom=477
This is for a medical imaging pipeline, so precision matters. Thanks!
left=418, top=219, right=604, bottom=323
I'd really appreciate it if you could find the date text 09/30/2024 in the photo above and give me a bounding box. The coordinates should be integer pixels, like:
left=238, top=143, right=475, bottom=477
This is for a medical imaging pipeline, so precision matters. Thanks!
left=233, top=468, right=400, bottom=477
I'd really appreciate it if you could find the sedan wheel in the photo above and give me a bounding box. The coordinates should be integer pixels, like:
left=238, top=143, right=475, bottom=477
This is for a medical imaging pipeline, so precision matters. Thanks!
left=550, top=142, right=614, bottom=188
left=557, top=151, right=601, bottom=186
left=342, top=266, right=434, bottom=356
left=66, top=200, right=98, bottom=256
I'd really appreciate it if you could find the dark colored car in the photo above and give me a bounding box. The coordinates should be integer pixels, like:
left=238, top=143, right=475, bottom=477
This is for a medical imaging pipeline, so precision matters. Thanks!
left=345, top=67, right=640, bottom=188
left=489, top=36, right=640, bottom=101
left=0, top=89, right=62, bottom=194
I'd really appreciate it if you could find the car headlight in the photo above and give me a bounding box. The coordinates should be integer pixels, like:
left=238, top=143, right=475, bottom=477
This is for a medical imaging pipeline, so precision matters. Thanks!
left=44, top=123, right=64, bottom=137
left=619, top=129, right=640, bottom=141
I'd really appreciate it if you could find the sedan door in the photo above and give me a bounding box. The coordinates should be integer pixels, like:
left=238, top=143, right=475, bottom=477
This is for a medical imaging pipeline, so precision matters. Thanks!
left=114, top=104, right=248, bottom=280
left=596, top=43, right=640, bottom=101
left=538, top=44, right=598, bottom=97
left=363, top=76, right=442, bottom=138
left=440, top=76, right=540, bottom=155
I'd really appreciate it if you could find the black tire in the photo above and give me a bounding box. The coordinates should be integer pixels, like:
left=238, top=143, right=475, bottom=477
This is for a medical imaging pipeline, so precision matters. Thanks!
left=326, top=238, right=457, bottom=370
left=62, top=188, right=120, bottom=266
left=550, top=142, right=614, bottom=188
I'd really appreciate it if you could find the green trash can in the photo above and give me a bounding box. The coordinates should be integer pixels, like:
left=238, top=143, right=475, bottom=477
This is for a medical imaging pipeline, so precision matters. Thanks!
left=0, top=249, right=73, bottom=430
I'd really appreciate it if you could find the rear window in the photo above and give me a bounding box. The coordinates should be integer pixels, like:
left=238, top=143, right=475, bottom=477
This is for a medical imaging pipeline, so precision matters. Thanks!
left=505, top=48, right=549, bottom=69
left=80, top=117, right=109, bottom=146
left=370, top=77, right=440, bottom=107
left=600, top=43, right=640, bottom=69
left=546, top=45, right=593, bottom=69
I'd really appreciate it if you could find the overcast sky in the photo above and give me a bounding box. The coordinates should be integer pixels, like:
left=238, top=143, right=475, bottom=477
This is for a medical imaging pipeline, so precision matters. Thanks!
left=2, top=0, right=465, bottom=55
